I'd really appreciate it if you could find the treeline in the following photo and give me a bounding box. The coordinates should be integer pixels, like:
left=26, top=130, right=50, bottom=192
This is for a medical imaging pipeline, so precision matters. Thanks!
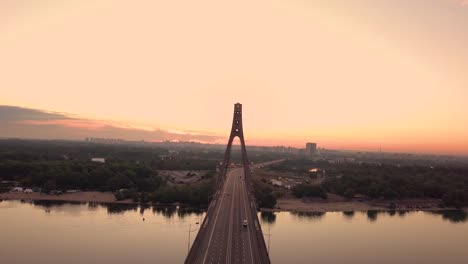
left=0, top=160, right=163, bottom=191
left=151, top=179, right=215, bottom=206
left=269, top=159, right=468, bottom=207
left=292, top=184, right=327, bottom=199
left=270, top=159, right=333, bottom=174
left=0, top=139, right=291, bottom=168
left=0, top=139, right=292, bottom=207
left=0, top=139, right=166, bottom=162
left=323, top=164, right=468, bottom=207
left=0, top=139, right=221, bottom=170
left=0, top=159, right=216, bottom=206
left=117, top=179, right=215, bottom=206
left=252, top=178, right=279, bottom=208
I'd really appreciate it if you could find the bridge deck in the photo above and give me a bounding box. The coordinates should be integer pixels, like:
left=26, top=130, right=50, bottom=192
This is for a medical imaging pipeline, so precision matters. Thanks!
left=185, top=167, right=270, bottom=264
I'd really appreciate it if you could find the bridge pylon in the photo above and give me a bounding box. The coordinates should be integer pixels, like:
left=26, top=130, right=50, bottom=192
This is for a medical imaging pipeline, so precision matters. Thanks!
left=220, top=103, right=251, bottom=184
left=185, top=103, right=271, bottom=264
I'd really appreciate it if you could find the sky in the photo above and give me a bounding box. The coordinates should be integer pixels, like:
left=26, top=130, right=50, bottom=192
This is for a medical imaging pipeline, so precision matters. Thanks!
left=1, top=0, right=468, bottom=155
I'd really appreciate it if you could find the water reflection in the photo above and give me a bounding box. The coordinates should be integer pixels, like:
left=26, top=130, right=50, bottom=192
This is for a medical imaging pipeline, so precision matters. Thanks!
left=106, top=203, right=139, bottom=214
left=267, top=210, right=468, bottom=264
left=367, top=210, right=379, bottom=221
left=161, top=206, right=177, bottom=218
left=260, top=211, right=276, bottom=223
left=31, top=200, right=85, bottom=208
left=27, top=200, right=466, bottom=224
left=28, top=200, right=87, bottom=215
left=178, top=207, right=204, bottom=219
left=279, top=209, right=468, bottom=224
left=365, top=210, right=468, bottom=223
left=426, top=210, right=468, bottom=223
left=1, top=200, right=468, bottom=264
left=16, top=200, right=210, bottom=220
left=139, top=205, right=151, bottom=215
left=291, top=211, right=325, bottom=220
left=0, top=200, right=203, bottom=264
left=343, top=211, right=355, bottom=219
left=88, top=202, right=100, bottom=211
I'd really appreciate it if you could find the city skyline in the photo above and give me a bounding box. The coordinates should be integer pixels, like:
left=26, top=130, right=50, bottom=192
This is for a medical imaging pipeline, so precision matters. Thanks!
left=1, top=0, right=468, bottom=155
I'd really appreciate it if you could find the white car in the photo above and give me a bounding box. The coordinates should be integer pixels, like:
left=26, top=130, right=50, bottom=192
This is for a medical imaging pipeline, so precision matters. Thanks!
left=242, top=219, right=248, bottom=227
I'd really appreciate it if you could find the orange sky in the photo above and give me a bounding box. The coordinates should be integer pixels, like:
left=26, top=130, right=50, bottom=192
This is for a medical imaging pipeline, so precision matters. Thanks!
left=1, top=0, right=468, bottom=155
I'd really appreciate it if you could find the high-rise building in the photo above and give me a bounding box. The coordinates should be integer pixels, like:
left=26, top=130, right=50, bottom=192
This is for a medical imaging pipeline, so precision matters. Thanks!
left=306, top=142, right=317, bottom=157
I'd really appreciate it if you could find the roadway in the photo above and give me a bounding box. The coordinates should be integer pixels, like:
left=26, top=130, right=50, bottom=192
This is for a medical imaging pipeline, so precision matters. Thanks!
left=185, top=167, right=269, bottom=264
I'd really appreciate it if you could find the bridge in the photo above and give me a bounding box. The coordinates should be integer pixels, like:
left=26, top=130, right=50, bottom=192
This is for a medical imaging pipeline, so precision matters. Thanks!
left=185, top=103, right=271, bottom=264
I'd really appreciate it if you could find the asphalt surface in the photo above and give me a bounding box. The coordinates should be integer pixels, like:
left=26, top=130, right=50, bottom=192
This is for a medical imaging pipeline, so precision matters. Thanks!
left=185, top=167, right=269, bottom=264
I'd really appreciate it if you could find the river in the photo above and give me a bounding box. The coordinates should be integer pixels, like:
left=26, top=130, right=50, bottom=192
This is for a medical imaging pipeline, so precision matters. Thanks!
left=1, top=200, right=467, bottom=264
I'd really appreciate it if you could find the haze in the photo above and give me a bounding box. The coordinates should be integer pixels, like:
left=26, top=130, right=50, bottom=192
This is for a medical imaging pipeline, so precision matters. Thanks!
left=1, top=0, right=467, bottom=155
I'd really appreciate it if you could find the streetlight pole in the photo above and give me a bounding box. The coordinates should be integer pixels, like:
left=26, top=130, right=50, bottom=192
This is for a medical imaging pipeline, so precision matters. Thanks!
left=263, top=224, right=272, bottom=255
left=187, top=222, right=199, bottom=254
left=188, top=223, right=191, bottom=254
left=267, top=224, right=270, bottom=254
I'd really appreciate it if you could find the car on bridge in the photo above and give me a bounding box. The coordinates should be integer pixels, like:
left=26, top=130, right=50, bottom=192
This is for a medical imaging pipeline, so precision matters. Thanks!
left=243, top=219, right=248, bottom=227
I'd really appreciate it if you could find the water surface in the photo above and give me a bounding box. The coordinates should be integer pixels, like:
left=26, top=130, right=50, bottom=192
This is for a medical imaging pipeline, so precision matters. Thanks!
left=261, top=210, right=468, bottom=264
left=0, top=200, right=203, bottom=264
left=1, top=200, right=467, bottom=264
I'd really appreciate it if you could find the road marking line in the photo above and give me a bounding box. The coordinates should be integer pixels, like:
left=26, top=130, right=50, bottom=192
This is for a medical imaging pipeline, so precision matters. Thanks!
left=226, top=170, right=237, bottom=264
left=240, top=171, right=254, bottom=264
left=201, top=170, right=232, bottom=264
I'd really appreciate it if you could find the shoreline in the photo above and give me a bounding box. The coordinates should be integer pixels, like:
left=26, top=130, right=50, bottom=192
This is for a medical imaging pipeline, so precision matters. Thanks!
left=0, top=191, right=133, bottom=204
left=1, top=192, right=465, bottom=212
left=0, top=191, right=207, bottom=209
left=261, top=198, right=465, bottom=213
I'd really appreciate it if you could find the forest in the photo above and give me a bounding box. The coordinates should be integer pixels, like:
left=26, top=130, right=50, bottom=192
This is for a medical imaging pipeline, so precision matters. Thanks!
left=0, top=139, right=286, bottom=207
left=270, top=158, right=468, bottom=207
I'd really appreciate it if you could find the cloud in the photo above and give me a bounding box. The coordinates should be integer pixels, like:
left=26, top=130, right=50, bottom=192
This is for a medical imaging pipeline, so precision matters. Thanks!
left=0, top=105, right=72, bottom=121
left=0, top=105, right=222, bottom=142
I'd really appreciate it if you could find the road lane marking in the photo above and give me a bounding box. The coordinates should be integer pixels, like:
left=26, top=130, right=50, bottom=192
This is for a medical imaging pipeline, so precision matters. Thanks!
left=240, top=171, right=254, bottom=264
left=226, top=169, right=237, bottom=264
left=201, top=170, right=233, bottom=264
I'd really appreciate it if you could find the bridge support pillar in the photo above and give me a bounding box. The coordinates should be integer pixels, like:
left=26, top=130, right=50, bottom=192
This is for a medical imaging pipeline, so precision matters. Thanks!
left=221, top=103, right=251, bottom=185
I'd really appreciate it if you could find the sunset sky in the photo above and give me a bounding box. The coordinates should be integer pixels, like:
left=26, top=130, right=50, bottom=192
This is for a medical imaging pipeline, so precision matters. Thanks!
left=1, top=0, right=467, bottom=155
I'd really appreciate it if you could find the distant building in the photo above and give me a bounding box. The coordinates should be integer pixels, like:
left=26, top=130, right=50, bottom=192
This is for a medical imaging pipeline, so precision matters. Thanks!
left=91, top=158, right=106, bottom=163
left=0, top=181, right=18, bottom=188
left=11, top=187, right=23, bottom=192
left=86, top=138, right=125, bottom=144
left=306, top=142, right=317, bottom=158
left=270, top=179, right=283, bottom=187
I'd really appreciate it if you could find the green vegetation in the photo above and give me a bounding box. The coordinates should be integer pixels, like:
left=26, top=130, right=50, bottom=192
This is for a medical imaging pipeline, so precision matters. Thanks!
left=252, top=178, right=277, bottom=208
left=0, top=140, right=223, bottom=206
left=323, top=164, right=468, bottom=207
left=291, top=184, right=327, bottom=199
left=150, top=179, right=215, bottom=206
left=270, top=159, right=468, bottom=208
left=0, top=158, right=216, bottom=205
left=0, top=139, right=296, bottom=207
left=0, top=160, right=162, bottom=192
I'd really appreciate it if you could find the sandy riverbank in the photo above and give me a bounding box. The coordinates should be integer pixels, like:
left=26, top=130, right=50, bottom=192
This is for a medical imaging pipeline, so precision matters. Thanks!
left=264, top=199, right=386, bottom=213
left=0, top=191, right=129, bottom=204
